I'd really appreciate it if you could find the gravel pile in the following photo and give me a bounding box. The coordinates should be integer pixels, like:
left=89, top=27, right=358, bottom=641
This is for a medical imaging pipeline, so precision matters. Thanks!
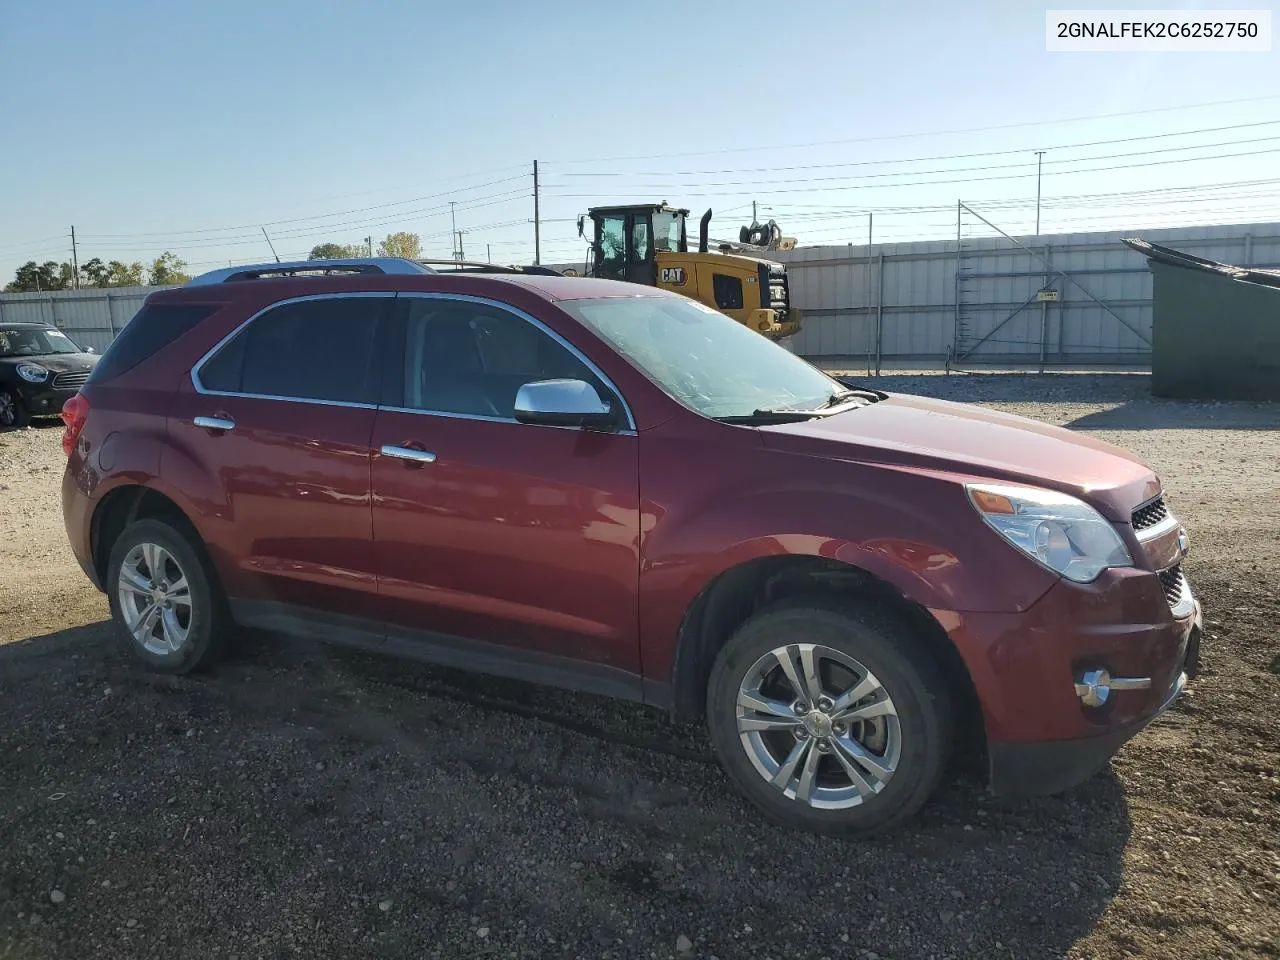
left=1, top=373, right=1277, bottom=959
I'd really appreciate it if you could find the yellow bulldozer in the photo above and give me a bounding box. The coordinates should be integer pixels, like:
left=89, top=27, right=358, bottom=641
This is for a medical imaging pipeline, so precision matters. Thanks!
left=575, top=203, right=801, bottom=340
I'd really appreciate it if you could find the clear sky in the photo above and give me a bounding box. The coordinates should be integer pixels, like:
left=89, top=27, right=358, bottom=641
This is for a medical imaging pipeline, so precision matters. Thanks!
left=1, top=0, right=1278, bottom=281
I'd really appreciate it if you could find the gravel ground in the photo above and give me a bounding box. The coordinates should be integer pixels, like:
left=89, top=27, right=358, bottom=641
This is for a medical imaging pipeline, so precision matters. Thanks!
left=1, top=373, right=1278, bottom=960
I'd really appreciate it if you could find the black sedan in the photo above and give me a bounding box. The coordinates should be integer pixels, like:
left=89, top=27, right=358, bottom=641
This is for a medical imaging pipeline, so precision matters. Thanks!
left=0, top=322, right=99, bottom=429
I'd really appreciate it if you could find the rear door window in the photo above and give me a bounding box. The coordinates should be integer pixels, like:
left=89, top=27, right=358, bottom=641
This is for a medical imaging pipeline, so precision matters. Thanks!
left=196, top=296, right=386, bottom=405
left=88, top=303, right=219, bottom=383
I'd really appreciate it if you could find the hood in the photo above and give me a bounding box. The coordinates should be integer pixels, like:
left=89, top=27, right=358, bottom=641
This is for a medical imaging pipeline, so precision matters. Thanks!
left=0, top=352, right=99, bottom=374
left=760, top=393, right=1159, bottom=522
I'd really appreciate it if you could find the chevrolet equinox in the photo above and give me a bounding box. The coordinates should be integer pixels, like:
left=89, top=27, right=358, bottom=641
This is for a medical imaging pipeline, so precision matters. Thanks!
left=61, top=257, right=1202, bottom=836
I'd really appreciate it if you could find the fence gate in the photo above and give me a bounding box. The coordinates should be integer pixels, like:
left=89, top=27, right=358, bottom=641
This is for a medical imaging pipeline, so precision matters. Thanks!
left=950, top=203, right=1152, bottom=369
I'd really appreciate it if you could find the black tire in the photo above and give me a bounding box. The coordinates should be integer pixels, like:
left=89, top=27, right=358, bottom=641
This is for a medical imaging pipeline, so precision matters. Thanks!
left=105, top=517, right=230, bottom=674
left=706, top=597, right=953, bottom=837
left=0, top=388, right=29, bottom=429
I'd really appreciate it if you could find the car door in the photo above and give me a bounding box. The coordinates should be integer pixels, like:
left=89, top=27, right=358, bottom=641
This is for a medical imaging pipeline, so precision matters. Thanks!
left=369, top=293, right=643, bottom=689
left=171, top=293, right=392, bottom=634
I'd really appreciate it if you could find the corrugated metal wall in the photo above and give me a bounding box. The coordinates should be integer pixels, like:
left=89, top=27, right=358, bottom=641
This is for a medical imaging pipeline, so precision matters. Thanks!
left=768, top=221, right=1280, bottom=366
left=0, top=286, right=160, bottom=353
left=5, top=220, right=1278, bottom=368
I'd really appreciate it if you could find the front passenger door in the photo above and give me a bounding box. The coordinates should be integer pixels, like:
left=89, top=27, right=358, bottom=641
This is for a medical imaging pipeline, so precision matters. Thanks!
left=369, top=295, right=643, bottom=682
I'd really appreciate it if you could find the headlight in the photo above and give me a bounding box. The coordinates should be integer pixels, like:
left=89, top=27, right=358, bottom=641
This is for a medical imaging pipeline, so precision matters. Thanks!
left=16, top=363, right=48, bottom=383
left=966, top=482, right=1132, bottom=583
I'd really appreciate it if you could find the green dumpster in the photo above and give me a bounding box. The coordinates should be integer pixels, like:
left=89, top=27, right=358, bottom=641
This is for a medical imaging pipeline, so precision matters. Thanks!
left=1125, top=238, right=1280, bottom=400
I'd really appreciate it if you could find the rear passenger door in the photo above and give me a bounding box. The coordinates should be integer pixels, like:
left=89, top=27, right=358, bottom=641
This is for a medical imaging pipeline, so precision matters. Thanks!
left=368, top=294, right=643, bottom=688
left=170, top=293, right=393, bottom=633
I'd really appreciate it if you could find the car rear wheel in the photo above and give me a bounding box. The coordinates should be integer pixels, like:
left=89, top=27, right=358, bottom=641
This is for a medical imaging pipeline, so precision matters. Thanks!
left=106, top=518, right=229, bottom=674
left=706, top=598, right=953, bottom=837
left=0, top=388, right=30, bottom=429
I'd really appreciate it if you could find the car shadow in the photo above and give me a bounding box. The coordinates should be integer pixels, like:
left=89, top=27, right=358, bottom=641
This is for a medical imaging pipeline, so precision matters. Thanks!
left=1066, top=401, right=1280, bottom=431
left=0, top=623, right=1129, bottom=959
left=831, top=372, right=1280, bottom=432
left=0, top=417, right=64, bottom=434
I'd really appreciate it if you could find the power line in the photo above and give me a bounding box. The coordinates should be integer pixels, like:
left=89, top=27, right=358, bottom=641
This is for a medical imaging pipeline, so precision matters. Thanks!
left=77, top=175, right=529, bottom=241
left=546, top=138, right=1280, bottom=194
left=548, top=143, right=1280, bottom=198
left=558, top=119, right=1280, bottom=178
left=544, top=94, right=1280, bottom=164
left=82, top=190, right=532, bottom=252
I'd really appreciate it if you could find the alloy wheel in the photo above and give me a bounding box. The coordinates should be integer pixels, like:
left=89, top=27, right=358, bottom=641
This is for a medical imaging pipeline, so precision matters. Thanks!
left=736, top=642, right=901, bottom=809
left=117, top=542, right=193, bottom=657
left=0, top=392, right=15, bottom=427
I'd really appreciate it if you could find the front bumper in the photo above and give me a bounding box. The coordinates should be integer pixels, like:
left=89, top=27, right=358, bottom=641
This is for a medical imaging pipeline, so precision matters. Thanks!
left=989, top=639, right=1195, bottom=797
left=16, top=383, right=78, bottom=417
left=938, top=567, right=1203, bottom=797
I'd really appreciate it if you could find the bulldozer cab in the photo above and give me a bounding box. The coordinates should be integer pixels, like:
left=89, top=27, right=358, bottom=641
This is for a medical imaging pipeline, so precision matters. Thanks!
left=581, top=204, right=689, bottom=286
left=578, top=201, right=801, bottom=341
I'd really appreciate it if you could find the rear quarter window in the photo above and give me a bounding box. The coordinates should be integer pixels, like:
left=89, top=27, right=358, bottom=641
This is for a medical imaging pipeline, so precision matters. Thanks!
left=88, top=302, right=220, bottom=383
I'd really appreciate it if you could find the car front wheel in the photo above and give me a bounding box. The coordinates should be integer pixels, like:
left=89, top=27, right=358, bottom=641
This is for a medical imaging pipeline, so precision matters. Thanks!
left=706, top=598, right=953, bottom=837
left=0, top=388, right=30, bottom=429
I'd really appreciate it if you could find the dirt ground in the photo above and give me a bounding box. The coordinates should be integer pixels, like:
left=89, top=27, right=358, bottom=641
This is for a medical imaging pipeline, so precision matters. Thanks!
left=1, top=373, right=1278, bottom=960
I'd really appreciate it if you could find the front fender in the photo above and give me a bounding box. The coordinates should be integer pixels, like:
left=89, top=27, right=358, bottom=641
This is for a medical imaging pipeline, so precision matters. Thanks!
left=637, top=442, right=1058, bottom=686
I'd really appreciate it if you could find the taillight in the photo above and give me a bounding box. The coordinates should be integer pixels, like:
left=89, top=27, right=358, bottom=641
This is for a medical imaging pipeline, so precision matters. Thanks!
left=61, top=393, right=89, bottom=456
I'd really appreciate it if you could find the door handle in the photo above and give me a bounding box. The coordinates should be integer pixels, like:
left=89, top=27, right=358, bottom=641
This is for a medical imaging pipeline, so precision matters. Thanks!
left=194, top=415, right=236, bottom=432
left=380, top=444, right=436, bottom=464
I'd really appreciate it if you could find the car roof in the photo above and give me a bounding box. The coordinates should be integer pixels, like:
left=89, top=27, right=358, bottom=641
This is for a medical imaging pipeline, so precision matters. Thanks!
left=0, top=321, right=55, bottom=328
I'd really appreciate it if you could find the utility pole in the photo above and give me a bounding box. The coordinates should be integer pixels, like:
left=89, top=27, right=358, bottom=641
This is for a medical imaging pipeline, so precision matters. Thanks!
left=1035, top=150, right=1045, bottom=236
left=752, top=200, right=757, bottom=224
left=487, top=243, right=492, bottom=264
left=365, top=236, right=373, bottom=257
left=70, top=226, right=79, bottom=289
left=450, top=202, right=459, bottom=261
left=456, top=230, right=467, bottom=262
left=533, top=160, right=541, bottom=265
left=868, top=213, right=873, bottom=247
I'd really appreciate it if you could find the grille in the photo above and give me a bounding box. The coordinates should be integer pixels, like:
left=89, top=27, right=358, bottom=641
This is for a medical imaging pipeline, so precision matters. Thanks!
left=52, top=370, right=91, bottom=390
left=1132, top=496, right=1169, bottom=531
left=1158, top=564, right=1186, bottom=606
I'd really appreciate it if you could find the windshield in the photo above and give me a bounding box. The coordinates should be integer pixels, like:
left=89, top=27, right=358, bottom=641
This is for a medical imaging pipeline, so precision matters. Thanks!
left=0, top=326, right=83, bottom=357
left=652, top=210, right=684, bottom=253
left=561, top=296, right=843, bottom=419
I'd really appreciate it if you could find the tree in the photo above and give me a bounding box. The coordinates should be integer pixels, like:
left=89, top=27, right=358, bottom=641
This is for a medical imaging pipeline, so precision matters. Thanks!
left=80, top=258, right=108, bottom=287
left=308, top=242, right=366, bottom=260
left=376, top=232, right=421, bottom=259
left=148, top=251, right=190, bottom=286
left=5, top=260, right=73, bottom=292
left=105, top=261, right=145, bottom=286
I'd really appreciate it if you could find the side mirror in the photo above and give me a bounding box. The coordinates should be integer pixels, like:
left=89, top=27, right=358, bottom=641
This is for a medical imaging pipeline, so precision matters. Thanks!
left=514, top=379, right=618, bottom=430
left=577, top=215, right=586, bottom=238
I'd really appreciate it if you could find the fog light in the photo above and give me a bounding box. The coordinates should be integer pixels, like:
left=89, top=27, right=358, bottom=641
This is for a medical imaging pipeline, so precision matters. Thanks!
left=1074, top=668, right=1152, bottom=707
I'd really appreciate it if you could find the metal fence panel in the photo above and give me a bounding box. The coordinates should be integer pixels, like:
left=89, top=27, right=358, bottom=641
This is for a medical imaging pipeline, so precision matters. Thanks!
left=0, top=286, right=159, bottom=353
left=770, top=220, right=1280, bottom=366
left=6, top=221, right=1279, bottom=368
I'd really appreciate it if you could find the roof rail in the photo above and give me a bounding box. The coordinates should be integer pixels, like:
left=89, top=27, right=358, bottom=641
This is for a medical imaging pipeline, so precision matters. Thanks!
left=185, top=258, right=436, bottom=286
left=415, top=259, right=524, bottom=274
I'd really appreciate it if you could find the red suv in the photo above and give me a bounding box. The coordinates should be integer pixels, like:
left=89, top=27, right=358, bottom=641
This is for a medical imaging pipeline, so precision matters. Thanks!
left=61, top=258, right=1201, bottom=836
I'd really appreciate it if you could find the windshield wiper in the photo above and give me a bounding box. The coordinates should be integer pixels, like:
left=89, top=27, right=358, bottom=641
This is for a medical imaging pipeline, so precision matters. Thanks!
left=714, top=409, right=824, bottom=425
left=820, top=389, right=880, bottom=409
